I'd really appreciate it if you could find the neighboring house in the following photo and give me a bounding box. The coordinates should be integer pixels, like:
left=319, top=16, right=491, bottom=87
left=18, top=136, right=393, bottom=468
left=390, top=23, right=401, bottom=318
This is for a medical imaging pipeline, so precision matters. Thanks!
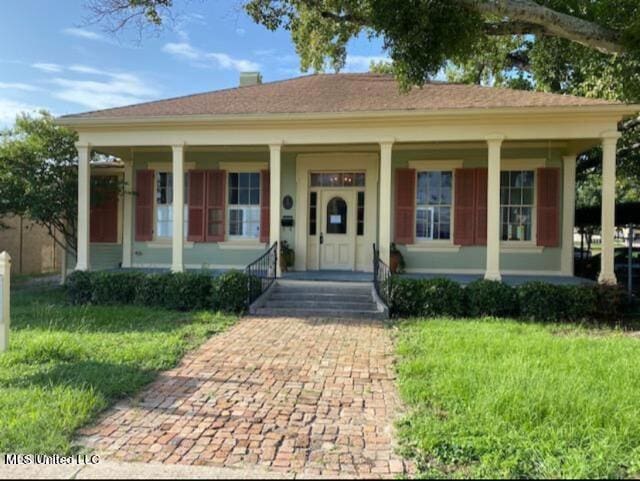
left=57, top=73, right=638, bottom=283
left=0, top=215, right=62, bottom=275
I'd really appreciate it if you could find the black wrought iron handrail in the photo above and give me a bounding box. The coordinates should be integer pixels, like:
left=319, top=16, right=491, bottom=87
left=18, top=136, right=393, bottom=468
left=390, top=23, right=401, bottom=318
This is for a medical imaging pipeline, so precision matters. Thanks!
left=245, top=241, right=278, bottom=307
left=373, top=243, right=392, bottom=310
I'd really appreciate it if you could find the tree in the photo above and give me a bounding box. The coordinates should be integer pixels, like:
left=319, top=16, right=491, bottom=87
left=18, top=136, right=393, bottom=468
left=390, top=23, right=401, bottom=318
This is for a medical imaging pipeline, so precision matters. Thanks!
left=87, top=1, right=640, bottom=87
left=0, top=112, right=120, bottom=256
left=86, top=0, right=640, bottom=207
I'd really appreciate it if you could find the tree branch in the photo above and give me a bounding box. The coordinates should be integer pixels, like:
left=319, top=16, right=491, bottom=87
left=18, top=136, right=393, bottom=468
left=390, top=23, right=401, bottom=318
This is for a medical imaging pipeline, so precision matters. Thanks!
left=464, top=0, right=624, bottom=54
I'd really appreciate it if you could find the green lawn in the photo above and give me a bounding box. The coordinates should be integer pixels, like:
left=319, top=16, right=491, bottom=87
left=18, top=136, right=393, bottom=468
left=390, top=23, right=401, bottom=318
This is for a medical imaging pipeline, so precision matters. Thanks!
left=396, top=319, right=640, bottom=479
left=0, top=284, right=235, bottom=455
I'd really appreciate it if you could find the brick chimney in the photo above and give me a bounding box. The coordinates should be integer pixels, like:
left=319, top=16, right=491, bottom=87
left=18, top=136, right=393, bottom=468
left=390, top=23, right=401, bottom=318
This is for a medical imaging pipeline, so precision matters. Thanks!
left=240, top=72, right=262, bottom=87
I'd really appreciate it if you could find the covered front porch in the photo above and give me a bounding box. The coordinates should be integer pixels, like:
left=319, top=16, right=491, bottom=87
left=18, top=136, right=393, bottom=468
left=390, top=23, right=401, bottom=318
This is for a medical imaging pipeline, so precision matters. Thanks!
left=71, top=111, right=622, bottom=285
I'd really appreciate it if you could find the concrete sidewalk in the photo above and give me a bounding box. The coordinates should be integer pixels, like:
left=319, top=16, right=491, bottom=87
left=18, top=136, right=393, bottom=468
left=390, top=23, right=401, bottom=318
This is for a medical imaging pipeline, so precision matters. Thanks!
left=0, top=459, right=292, bottom=479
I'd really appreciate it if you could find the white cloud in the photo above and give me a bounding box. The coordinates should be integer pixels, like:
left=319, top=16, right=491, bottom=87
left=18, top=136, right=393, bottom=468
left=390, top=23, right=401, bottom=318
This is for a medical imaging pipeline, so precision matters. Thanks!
left=49, top=67, right=159, bottom=110
left=205, top=53, right=259, bottom=72
left=236, top=28, right=246, bottom=37
left=0, top=98, right=43, bottom=126
left=0, top=82, right=39, bottom=91
left=62, top=27, right=104, bottom=41
left=163, top=41, right=260, bottom=72
left=32, top=62, right=63, bottom=73
left=163, top=42, right=199, bottom=60
left=343, top=55, right=391, bottom=72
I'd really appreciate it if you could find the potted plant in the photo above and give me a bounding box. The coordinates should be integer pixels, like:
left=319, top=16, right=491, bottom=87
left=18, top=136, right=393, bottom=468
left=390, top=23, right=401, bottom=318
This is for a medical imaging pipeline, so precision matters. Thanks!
left=279, top=240, right=295, bottom=272
left=389, top=243, right=405, bottom=273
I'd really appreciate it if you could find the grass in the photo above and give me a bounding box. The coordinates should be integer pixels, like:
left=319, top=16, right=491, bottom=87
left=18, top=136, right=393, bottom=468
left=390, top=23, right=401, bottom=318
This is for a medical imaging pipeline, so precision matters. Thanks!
left=395, top=318, right=640, bottom=479
left=0, top=284, right=236, bottom=455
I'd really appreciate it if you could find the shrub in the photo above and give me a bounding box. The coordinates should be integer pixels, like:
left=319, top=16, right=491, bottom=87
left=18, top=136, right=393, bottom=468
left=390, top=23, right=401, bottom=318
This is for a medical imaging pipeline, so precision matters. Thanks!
left=592, top=283, right=632, bottom=325
left=561, top=284, right=599, bottom=322
left=91, top=271, right=145, bottom=305
left=422, top=278, right=467, bottom=317
left=466, top=279, right=519, bottom=318
left=211, top=270, right=255, bottom=314
left=518, top=282, right=566, bottom=323
left=390, top=278, right=466, bottom=318
left=134, top=273, right=170, bottom=308
left=163, top=272, right=213, bottom=311
left=389, top=278, right=427, bottom=318
left=65, top=270, right=93, bottom=304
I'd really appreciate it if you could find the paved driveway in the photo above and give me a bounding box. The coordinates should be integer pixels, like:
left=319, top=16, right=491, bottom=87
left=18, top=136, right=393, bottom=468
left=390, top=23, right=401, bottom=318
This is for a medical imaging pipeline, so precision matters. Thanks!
left=77, top=317, right=410, bottom=478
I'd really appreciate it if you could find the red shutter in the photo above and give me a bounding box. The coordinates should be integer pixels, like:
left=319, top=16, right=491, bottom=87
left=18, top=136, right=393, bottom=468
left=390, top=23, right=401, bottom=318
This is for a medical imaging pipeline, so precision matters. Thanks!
left=260, top=170, right=270, bottom=243
left=537, top=167, right=560, bottom=247
left=394, top=168, right=415, bottom=245
left=205, top=170, right=226, bottom=242
left=90, top=176, right=118, bottom=243
left=474, top=168, right=488, bottom=246
left=135, top=170, right=154, bottom=241
left=453, top=169, right=476, bottom=246
left=187, top=170, right=206, bottom=242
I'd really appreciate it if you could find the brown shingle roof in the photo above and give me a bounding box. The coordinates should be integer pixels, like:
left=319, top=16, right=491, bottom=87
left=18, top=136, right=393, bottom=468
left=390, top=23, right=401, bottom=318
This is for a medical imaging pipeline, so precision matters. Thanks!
left=61, top=73, right=618, bottom=120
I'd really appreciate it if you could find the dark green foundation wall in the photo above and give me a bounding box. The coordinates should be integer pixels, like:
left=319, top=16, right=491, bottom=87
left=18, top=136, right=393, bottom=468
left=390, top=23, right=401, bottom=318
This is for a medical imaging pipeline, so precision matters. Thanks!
left=391, top=147, right=564, bottom=273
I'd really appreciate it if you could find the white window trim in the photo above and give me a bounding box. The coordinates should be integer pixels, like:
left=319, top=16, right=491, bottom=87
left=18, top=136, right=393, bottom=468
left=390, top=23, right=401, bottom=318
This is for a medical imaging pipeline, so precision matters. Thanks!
left=411, top=164, right=457, bottom=247
left=147, top=162, right=195, bottom=242
left=154, top=172, right=189, bottom=241
left=145, top=240, right=195, bottom=249
left=227, top=171, right=262, bottom=241
left=499, top=168, right=537, bottom=245
left=218, top=240, right=266, bottom=249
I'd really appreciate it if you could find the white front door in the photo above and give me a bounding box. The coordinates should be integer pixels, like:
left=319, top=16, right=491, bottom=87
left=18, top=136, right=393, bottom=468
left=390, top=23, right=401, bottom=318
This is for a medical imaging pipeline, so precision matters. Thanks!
left=319, top=190, right=356, bottom=270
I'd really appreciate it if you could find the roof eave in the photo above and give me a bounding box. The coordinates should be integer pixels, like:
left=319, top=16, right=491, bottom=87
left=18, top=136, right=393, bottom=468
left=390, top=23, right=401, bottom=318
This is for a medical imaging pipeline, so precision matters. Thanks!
left=56, top=104, right=640, bottom=129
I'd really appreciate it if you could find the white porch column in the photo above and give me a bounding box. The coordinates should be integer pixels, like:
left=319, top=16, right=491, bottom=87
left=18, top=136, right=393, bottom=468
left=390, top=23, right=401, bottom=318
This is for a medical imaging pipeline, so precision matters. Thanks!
left=171, top=144, right=185, bottom=273
left=75, top=142, right=91, bottom=271
left=561, top=154, right=577, bottom=276
left=269, top=143, right=282, bottom=276
left=485, top=135, right=504, bottom=281
left=121, top=155, right=133, bottom=268
left=598, top=132, right=620, bottom=284
left=379, top=140, right=394, bottom=265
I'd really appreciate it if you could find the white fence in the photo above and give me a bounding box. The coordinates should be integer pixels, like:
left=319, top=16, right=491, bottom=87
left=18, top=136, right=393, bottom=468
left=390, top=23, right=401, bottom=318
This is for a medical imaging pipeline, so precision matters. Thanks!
left=0, top=252, right=10, bottom=352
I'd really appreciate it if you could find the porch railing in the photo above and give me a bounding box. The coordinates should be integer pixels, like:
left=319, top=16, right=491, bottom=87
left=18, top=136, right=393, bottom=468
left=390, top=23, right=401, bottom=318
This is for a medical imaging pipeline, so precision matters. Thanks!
left=373, top=243, right=392, bottom=310
left=245, top=241, right=278, bottom=307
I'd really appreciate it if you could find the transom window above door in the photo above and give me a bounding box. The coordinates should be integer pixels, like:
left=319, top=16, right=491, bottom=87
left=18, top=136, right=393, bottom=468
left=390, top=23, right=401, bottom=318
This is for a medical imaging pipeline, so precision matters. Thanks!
left=310, top=172, right=365, bottom=187
left=415, top=171, right=452, bottom=240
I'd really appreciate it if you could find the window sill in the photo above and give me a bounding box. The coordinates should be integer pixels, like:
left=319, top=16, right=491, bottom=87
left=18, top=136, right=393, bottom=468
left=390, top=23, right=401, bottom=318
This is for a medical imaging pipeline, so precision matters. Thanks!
left=500, top=242, right=544, bottom=253
left=406, top=242, right=461, bottom=253
left=145, top=240, right=195, bottom=249
left=218, top=241, right=266, bottom=250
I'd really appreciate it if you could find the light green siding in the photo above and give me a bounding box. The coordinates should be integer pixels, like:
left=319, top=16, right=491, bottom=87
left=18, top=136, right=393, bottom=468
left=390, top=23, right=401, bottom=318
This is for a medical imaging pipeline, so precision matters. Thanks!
left=67, top=244, right=123, bottom=271
left=391, top=146, right=565, bottom=273
left=84, top=145, right=569, bottom=274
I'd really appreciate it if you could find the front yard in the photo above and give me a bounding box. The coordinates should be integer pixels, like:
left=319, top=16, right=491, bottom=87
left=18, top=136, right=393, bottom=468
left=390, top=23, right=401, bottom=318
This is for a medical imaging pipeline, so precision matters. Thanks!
left=396, top=319, right=640, bottom=478
left=0, top=284, right=235, bottom=454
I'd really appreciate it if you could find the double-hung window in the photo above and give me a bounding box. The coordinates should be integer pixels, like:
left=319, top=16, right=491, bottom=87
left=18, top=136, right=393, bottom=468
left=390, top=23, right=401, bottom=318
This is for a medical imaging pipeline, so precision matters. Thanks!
left=156, top=172, right=188, bottom=239
left=228, top=172, right=261, bottom=240
left=416, top=171, right=452, bottom=240
left=500, top=170, right=534, bottom=241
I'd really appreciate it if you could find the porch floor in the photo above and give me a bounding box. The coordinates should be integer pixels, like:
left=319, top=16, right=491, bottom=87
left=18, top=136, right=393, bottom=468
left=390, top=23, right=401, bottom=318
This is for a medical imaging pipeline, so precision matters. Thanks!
left=282, top=270, right=593, bottom=286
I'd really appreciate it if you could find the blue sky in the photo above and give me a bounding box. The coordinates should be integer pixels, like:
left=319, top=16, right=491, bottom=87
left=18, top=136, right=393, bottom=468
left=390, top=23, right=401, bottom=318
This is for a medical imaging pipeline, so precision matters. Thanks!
left=0, top=0, right=388, bottom=126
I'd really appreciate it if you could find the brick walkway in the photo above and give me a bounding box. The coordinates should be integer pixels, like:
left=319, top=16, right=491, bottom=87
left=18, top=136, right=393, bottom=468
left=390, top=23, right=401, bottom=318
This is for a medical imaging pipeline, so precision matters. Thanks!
left=77, top=317, right=411, bottom=478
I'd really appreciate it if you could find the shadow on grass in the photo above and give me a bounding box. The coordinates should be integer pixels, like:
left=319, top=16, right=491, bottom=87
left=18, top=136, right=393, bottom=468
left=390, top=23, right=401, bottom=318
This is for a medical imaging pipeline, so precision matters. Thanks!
left=4, top=360, right=159, bottom=401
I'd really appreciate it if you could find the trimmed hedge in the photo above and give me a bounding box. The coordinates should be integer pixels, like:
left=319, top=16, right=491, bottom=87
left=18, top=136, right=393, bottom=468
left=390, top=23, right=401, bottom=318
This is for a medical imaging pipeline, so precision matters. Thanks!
left=390, top=278, right=466, bottom=318
left=466, top=280, right=519, bottom=318
left=65, top=270, right=254, bottom=314
left=388, top=277, right=634, bottom=325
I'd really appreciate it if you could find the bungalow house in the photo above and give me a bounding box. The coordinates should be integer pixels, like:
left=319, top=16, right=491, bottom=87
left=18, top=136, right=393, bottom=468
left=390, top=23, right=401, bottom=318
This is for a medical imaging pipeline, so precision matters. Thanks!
left=57, top=73, right=638, bottom=284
